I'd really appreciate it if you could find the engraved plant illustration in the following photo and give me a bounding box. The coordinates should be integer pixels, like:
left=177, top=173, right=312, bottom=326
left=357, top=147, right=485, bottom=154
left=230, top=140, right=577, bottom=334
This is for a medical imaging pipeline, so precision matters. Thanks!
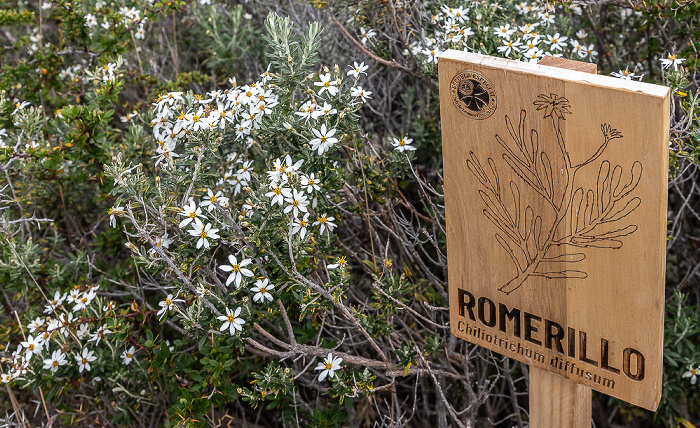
left=466, top=94, right=643, bottom=294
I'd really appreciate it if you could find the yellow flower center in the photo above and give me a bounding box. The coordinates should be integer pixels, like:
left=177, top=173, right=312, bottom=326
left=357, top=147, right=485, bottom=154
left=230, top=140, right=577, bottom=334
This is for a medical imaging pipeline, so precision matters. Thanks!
left=232, top=265, right=240, bottom=272
left=192, top=116, right=200, bottom=122
left=324, top=362, right=332, bottom=370
left=227, top=315, right=235, bottom=322
left=199, top=230, right=208, bottom=238
left=82, top=358, right=88, bottom=364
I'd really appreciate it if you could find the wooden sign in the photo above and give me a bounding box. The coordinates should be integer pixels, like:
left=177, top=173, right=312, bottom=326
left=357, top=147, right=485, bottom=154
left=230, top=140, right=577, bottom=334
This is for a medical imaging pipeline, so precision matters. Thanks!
left=440, top=50, right=670, bottom=411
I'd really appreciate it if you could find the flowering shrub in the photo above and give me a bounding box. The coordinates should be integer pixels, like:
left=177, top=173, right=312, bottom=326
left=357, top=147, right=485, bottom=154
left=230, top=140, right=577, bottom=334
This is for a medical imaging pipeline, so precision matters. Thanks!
left=0, top=0, right=698, bottom=427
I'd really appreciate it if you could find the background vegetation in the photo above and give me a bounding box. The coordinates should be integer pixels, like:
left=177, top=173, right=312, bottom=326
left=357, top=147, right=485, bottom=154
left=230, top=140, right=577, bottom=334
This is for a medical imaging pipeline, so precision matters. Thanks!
left=0, top=0, right=698, bottom=426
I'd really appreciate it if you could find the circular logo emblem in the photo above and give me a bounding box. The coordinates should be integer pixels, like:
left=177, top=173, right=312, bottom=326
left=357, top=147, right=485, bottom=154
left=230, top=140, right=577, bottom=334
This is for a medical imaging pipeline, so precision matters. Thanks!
left=450, top=71, right=497, bottom=120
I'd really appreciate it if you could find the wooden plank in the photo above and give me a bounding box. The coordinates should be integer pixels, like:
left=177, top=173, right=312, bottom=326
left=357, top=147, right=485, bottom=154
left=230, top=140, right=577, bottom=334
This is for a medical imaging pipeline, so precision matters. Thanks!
left=529, top=57, right=594, bottom=428
left=530, top=367, right=591, bottom=428
left=538, top=56, right=598, bottom=74
left=439, top=50, right=670, bottom=411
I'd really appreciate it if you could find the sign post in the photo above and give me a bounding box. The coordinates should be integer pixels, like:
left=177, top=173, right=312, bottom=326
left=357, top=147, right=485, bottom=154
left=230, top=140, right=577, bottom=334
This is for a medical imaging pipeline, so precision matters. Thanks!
left=439, top=50, right=670, bottom=424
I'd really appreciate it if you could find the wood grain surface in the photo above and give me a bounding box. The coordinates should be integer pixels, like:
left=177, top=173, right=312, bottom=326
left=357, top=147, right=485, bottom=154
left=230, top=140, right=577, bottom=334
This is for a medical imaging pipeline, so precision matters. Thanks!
left=439, top=50, right=670, bottom=410
left=530, top=366, right=592, bottom=428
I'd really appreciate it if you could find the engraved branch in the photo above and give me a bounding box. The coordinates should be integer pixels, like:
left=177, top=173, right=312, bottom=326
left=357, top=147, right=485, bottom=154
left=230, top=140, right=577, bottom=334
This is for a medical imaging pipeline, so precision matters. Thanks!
left=466, top=94, right=642, bottom=295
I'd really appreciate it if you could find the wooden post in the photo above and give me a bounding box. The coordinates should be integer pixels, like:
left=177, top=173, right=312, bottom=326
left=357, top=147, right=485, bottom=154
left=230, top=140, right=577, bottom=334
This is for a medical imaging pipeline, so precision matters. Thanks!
left=526, top=56, right=597, bottom=428
left=530, top=367, right=591, bottom=427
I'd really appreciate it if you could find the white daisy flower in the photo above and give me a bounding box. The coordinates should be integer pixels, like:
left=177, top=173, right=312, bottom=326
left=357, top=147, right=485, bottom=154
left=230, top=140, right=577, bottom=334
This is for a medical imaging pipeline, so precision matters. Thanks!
left=313, top=214, right=337, bottom=235
left=350, top=86, right=372, bottom=103
left=660, top=54, right=686, bottom=71
left=108, top=205, right=124, bottom=228
left=76, top=324, right=90, bottom=339
left=284, top=189, right=310, bottom=217
left=251, top=278, right=274, bottom=303
left=217, top=307, right=245, bottom=335
left=75, top=348, right=97, bottom=373
left=187, top=219, right=220, bottom=249
left=21, top=335, right=44, bottom=357
left=157, top=293, right=185, bottom=320
left=314, top=73, right=339, bottom=96
left=43, top=290, right=66, bottom=314
left=27, top=317, right=45, bottom=333
left=359, top=27, right=376, bottom=44
left=200, top=189, right=229, bottom=212
left=301, top=173, right=322, bottom=193
left=315, top=352, right=343, bottom=381
left=178, top=200, right=205, bottom=228
left=292, top=213, right=311, bottom=239
left=265, top=183, right=293, bottom=207
left=43, top=350, right=68, bottom=373
left=328, top=256, right=348, bottom=270
left=309, top=124, right=339, bottom=155
left=545, top=32, right=568, bottom=51
left=494, top=24, right=515, bottom=39
left=219, top=255, right=254, bottom=288
left=89, top=325, right=112, bottom=345
left=683, top=364, right=699, bottom=385
left=121, top=346, right=136, bottom=366
left=347, top=61, right=368, bottom=78
left=611, top=69, right=641, bottom=80
left=391, top=136, right=416, bottom=152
